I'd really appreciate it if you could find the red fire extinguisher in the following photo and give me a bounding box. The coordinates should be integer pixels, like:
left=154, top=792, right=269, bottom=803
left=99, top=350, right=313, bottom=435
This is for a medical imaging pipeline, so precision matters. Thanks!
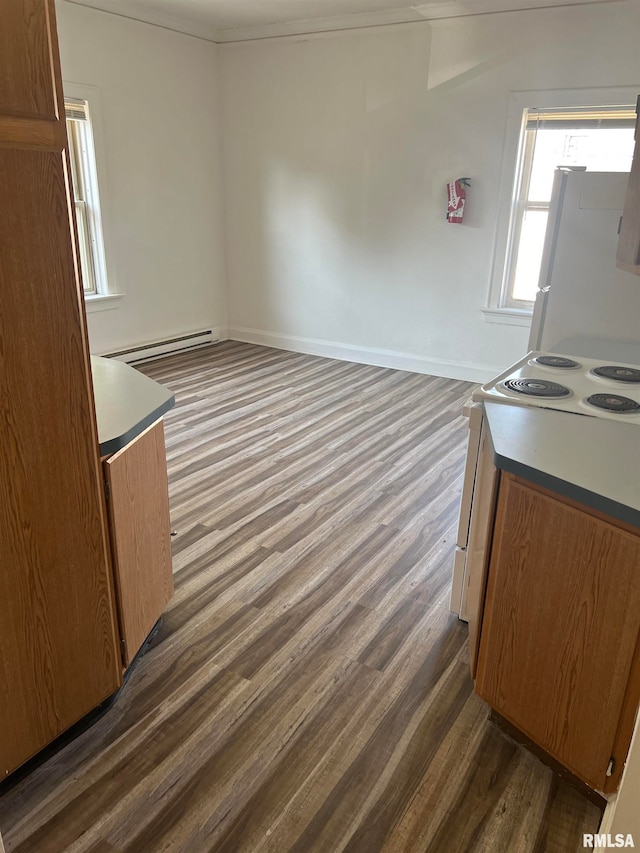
left=446, top=178, right=470, bottom=224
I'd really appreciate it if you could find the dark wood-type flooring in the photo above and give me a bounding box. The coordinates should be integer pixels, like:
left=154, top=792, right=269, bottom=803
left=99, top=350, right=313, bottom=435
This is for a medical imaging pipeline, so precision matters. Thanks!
left=0, top=342, right=601, bottom=851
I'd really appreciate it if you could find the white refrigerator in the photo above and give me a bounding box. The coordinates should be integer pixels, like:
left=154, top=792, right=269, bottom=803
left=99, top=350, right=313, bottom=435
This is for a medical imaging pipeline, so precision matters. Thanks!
left=528, top=168, right=640, bottom=356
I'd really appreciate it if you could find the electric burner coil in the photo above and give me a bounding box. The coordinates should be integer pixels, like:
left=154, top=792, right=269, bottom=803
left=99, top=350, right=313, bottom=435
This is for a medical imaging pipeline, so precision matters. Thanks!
left=592, top=366, right=640, bottom=383
left=502, top=378, right=572, bottom=398
left=585, top=393, right=640, bottom=414
left=533, top=355, right=581, bottom=370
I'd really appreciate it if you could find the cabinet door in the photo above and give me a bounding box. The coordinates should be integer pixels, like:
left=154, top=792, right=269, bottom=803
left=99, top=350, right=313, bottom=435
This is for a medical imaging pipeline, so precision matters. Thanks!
left=105, top=420, right=174, bottom=666
left=475, top=474, right=640, bottom=792
left=616, top=96, right=640, bottom=275
left=0, top=0, right=120, bottom=777
left=0, top=0, right=58, bottom=122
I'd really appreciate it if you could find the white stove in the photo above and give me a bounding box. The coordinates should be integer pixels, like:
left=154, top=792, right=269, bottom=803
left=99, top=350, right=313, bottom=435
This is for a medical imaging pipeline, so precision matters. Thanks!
left=473, top=352, right=640, bottom=424
left=451, top=349, right=640, bottom=626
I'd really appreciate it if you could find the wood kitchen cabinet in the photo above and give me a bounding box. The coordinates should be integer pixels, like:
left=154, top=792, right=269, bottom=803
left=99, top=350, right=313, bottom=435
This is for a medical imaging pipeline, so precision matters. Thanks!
left=0, top=0, right=174, bottom=779
left=0, top=0, right=121, bottom=777
left=475, top=473, right=640, bottom=793
left=104, top=419, right=174, bottom=667
left=616, top=95, right=640, bottom=275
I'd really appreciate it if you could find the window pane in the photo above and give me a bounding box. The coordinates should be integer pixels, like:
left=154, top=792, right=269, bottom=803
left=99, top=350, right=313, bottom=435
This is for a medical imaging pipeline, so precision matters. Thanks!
left=75, top=200, right=96, bottom=294
left=511, top=208, right=549, bottom=303
left=528, top=127, right=634, bottom=202
left=505, top=116, right=635, bottom=308
left=66, top=120, right=86, bottom=202
left=64, top=95, right=109, bottom=298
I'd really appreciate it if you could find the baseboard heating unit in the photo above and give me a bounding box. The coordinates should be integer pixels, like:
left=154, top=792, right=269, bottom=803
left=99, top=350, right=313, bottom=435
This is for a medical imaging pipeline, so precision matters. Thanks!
left=104, top=329, right=220, bottom=364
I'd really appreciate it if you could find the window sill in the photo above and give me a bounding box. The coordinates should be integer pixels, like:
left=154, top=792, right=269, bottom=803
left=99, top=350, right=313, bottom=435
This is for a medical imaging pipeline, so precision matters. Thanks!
left=84, top=293, right=124, bottom=314
left=481, top=307, right=532, bottom=327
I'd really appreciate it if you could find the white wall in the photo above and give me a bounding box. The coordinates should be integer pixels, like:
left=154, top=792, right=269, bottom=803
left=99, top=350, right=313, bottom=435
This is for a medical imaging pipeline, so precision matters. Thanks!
left=220, top=1, right=640, bottom=381
left=56, top=1, right=227, bottom=354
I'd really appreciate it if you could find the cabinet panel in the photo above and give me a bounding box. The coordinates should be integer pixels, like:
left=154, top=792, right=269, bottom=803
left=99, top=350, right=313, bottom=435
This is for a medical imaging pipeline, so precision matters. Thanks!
left=0, top=0, right=58, bottom=121
left=475, top=474, right=640, bottom=791
left=0, top=153, right=120, bottom=776
left=0, top=0, right=121, bottom=778
left=105, top=420, right=174, bottom=667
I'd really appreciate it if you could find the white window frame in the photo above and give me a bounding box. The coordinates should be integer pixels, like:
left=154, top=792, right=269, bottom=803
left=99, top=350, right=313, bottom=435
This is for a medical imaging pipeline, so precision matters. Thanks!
left=64, top=81, right=122, bottom=314
left=502, top=126, right=546, bottom=311
left=482, top=86, right=638, bottom=327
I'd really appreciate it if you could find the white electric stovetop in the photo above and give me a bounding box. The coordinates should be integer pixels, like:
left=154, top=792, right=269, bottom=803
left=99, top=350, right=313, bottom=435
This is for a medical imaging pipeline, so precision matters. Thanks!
left=473, top=352, right=640, bottom=424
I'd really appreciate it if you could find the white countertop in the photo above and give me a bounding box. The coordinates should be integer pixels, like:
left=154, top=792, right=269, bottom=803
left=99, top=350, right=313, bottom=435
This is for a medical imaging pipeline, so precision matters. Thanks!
left=91, top=357, right=175, bottom=456
left=485, top=402, right=640, bottom=527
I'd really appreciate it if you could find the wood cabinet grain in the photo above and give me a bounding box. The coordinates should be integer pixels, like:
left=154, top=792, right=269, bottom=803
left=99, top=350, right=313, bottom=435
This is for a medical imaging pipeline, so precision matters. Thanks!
left=0, top=0, right=58, bottom=122
left=105, top=420, right=174, bottom=667
left=475, top=473, right=640, bottom=792
left=0, top=0, right=121, bottom=778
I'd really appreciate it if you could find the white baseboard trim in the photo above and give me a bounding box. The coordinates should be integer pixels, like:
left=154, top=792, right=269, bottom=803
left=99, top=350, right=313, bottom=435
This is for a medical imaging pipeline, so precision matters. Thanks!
left=228, top=326, right=502, bottom=383
left=101, top=327, right=226, bottom=364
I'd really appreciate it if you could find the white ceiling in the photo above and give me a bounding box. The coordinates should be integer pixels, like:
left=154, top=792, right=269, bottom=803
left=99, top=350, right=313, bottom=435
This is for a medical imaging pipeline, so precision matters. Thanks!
left=63, top=0, right=622, bottom=42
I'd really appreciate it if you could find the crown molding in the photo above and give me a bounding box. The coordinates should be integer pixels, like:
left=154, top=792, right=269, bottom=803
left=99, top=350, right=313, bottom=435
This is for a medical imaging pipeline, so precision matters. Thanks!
left=60, top=0, right=624, bottom=45
left=215, top=8, right=426, bottom=43
left=412, top=0, right=620, bottom=20
left=60, top=0, right=223, bottom=42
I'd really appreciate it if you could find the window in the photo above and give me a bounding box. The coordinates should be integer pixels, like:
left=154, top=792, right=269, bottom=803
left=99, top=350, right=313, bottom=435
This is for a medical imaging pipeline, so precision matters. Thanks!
left=65, top=98, right=109, bottom=297
left=502, top=106, right=635, bottom=309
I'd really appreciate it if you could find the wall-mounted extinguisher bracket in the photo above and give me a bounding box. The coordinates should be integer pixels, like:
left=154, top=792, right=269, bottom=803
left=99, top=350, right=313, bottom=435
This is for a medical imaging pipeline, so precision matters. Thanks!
left=447, top=177, right=470, bottom=224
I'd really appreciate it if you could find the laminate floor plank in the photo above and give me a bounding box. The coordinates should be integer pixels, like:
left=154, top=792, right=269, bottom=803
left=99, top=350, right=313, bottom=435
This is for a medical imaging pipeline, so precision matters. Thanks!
left=0, top=343, right=601, bottom=852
